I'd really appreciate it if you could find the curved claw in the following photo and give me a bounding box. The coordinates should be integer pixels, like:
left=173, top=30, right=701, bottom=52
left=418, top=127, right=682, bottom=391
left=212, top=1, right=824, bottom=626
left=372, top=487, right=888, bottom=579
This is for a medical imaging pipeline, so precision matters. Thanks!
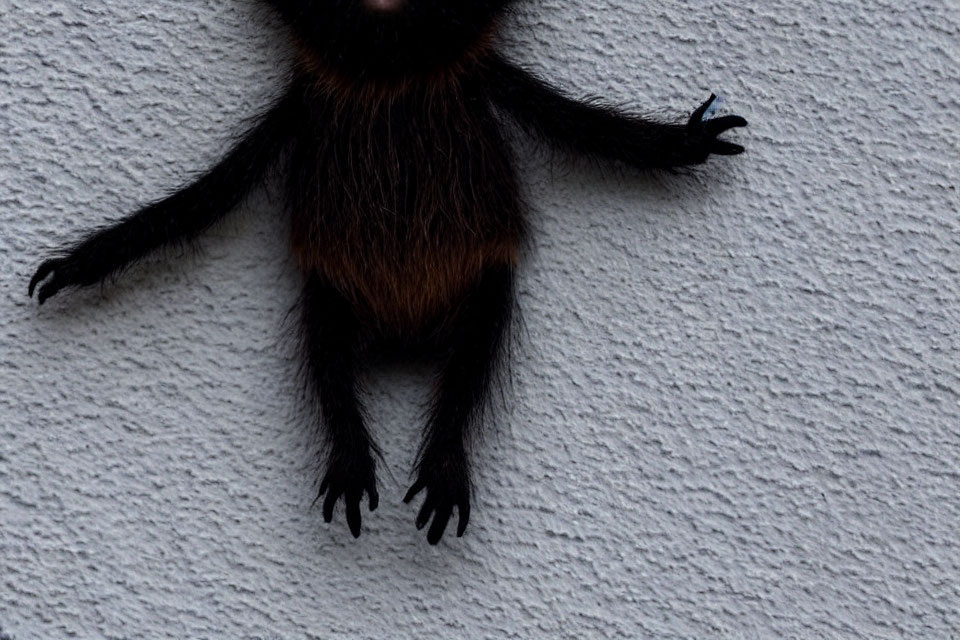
left=415, top=493, right=436, bottom=530
left=688, top=93, right=718, bottom=126
left=29, top=259, right=61, bottom=300
left=37, top=279, right=68, bottom=306
left=456, top=502, right=470, bottom=538
left=704, top=115, right=749, bottom=137
left=317, top=457, right=378, bottom=538
left=321, top=486, right=338, bottom=523
left=345, top=489, right=362, bottom=538
left=405, top=472, right=470, bottom=544
left=403, top=479, right=425, bottom=504
left=711, top=140, right=745, bottom=156
left=427, top=504, right=454, bottom=545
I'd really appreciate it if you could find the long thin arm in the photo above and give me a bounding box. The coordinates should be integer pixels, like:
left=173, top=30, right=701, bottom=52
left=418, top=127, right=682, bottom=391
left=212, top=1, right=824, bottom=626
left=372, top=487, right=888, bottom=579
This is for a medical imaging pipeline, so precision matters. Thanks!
left=29, top=87, right=300, bottom=304
left=484, top=54, right=746, bottom=169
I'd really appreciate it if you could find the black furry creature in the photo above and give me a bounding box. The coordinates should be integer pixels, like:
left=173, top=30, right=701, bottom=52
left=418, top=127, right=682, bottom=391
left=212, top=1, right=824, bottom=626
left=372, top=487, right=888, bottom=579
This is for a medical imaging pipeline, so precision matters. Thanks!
left=29, top=0, right=746, bottom=544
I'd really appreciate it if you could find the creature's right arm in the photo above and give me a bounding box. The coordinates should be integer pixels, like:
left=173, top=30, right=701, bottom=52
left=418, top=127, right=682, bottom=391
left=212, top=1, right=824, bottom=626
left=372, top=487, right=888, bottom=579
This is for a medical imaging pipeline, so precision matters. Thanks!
left=484, top=54, right=747, bottom=169
left=29, top=86, right=300, bottom=304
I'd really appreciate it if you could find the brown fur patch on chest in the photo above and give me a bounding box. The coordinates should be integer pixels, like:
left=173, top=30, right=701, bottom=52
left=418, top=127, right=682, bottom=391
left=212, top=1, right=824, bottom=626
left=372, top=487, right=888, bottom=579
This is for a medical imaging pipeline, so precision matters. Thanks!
left=296, top=237, right=517, bottom=334
left=286, top=53, right=525, bottom=335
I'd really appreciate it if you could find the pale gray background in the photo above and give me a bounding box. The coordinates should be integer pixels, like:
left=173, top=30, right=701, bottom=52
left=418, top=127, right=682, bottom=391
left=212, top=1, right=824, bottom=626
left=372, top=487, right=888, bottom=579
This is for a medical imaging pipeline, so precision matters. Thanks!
left=2, top=0, right=958, bottom=638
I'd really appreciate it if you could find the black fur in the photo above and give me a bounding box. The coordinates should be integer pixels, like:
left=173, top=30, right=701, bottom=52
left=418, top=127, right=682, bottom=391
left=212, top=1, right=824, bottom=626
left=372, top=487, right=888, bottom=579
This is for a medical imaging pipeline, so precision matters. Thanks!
left=29, top=0, right=747, bottom=544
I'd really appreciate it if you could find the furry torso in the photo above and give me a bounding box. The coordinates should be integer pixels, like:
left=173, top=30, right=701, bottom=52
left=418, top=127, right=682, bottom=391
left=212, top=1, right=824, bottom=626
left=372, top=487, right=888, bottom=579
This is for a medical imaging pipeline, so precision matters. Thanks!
left=288, top=64, right=525, bottom=336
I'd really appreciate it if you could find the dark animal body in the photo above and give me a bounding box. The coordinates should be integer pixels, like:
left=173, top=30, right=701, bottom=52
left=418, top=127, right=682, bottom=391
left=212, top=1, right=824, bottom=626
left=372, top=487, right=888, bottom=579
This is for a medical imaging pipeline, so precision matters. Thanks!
left=28, top=0, right=747, bottom=544
left=289, top=56, right=523, bottom=333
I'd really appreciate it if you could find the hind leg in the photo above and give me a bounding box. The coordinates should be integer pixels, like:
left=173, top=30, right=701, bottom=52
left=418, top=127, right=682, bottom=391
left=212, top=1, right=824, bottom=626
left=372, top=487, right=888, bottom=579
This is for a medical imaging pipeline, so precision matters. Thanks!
left=302, top=273, right=379, bottom=538
left=404, top=265, right=514, bottom=544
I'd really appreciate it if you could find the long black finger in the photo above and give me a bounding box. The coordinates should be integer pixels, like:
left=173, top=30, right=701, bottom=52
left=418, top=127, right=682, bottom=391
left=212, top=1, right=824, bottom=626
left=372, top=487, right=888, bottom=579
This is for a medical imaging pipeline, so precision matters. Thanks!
left=323, top=489, right=339, bottom=523
left=711, top=141, right=746, bottom=155
left=456, top=502, right=470, bottom=538
left=403, top=479, right=425, bottom=504
left=704, top=115, right=748, bottom=136
left=415, top=494, right=436, bottom=530
left=427, top=504, right=453, bottom=545
left=689, top=94, right=717, bottom=126
left=37, top=280, right=65, bottom=306
left=346, top=493, right=362, bottom=538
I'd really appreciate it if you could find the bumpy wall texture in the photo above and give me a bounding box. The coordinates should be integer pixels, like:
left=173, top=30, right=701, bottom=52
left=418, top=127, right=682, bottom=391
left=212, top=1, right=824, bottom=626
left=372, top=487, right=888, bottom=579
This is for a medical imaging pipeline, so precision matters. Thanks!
left=2, top=0, right=958, bottom=638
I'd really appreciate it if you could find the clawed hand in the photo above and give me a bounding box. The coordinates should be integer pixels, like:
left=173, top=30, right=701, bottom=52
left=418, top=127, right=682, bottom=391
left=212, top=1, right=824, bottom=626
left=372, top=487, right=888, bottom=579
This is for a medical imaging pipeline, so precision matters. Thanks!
left=317, top=454, right=379, bottom=538
left=687, top=93, right=748, bottom=157
left=403, top=461, right=471, bottom=545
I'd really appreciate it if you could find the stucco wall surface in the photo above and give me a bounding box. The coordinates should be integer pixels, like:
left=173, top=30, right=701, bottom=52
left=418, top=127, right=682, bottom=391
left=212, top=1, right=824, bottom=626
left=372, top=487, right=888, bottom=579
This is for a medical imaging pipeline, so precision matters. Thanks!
left=2, top=0, right=958, bottom=638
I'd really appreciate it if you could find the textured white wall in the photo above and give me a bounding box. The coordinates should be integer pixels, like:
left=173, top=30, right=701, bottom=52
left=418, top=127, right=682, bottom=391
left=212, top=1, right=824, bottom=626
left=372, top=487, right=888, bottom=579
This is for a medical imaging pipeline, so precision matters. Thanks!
left=2, top=0, right=959, bottom=638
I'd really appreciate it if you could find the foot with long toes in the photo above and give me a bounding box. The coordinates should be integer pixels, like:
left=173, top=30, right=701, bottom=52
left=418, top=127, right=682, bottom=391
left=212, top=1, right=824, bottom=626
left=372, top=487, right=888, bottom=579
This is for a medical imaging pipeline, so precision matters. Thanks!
left=404, top=456, right=471, bottom=545
left=317, top=452, right=379, bottom=538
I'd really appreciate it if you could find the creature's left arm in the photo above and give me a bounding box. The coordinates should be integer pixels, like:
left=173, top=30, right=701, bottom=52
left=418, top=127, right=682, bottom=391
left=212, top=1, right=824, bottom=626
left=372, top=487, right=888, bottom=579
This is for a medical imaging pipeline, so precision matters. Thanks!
left=29, top=89, right=299, bottom=304
left=484, top=54, right=746, bottom=169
